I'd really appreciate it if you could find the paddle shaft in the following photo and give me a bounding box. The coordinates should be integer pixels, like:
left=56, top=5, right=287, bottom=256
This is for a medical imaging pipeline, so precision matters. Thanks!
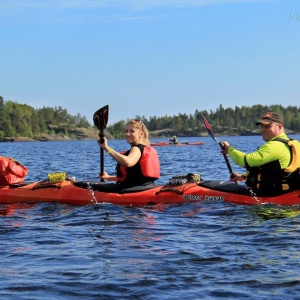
left=201, top=114, right=234, bottom=178
left=99, top=134, right=105, bottom=182
left=218, top=142, right=234, bottom=177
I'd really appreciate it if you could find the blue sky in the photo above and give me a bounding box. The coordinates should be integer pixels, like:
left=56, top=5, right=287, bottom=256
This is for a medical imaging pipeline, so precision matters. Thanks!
left=1, top=0, right=299, bottom=125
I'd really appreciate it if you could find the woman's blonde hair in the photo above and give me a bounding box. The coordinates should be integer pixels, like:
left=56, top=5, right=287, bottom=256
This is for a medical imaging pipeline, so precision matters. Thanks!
left=127, top=119, right=150, bottom=146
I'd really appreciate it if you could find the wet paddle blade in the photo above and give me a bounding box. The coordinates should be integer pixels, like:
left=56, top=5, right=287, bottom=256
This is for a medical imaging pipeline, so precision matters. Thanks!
left=200, top=114, right=219, bottom=144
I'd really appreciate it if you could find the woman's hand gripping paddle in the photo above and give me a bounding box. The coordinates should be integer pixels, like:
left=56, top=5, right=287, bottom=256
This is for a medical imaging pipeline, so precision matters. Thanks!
left=93, top=105, right=109, bottom=182
left=200, top=114, right=235, bottom=179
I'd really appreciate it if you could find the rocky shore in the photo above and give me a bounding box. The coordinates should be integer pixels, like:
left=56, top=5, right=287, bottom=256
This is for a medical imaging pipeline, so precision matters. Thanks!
left=1, top=128, right=113, bottom=142
left=2, top=127, right=298, bottom=143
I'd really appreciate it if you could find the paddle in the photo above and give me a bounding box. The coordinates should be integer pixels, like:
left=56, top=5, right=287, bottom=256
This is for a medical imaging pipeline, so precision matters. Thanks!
left=93, top=105, right=109, bottom=182
left=200, top=114, right=235, bottom=179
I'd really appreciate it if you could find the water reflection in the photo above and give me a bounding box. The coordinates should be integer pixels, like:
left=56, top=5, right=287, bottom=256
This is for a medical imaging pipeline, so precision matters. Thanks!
left=252, top=205, right=300, bottom=220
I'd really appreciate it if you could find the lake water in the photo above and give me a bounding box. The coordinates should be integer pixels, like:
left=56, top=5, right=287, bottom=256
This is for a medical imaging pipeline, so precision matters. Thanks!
left=1, top=135, right=300, bottom=299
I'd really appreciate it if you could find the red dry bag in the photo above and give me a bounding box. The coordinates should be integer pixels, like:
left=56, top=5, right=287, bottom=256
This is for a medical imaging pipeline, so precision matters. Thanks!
left=0, top=156, right=28, bottom=185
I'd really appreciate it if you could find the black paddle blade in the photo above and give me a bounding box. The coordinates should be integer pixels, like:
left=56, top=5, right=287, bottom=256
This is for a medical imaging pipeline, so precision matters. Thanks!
left=93, top=105, right=109, bottom=132
left=200, top=114, right=218, bottom=144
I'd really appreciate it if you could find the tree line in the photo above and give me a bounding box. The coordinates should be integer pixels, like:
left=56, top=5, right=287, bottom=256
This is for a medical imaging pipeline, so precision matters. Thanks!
left=0, top=97, right=90, bottom=141
left=1, top=97, right=300, bottom=140
left=107, top=104, right=300, bottom=138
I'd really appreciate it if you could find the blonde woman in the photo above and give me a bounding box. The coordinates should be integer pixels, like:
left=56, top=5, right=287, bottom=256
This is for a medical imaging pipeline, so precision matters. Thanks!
left=98, top=119, right=160, bottom=189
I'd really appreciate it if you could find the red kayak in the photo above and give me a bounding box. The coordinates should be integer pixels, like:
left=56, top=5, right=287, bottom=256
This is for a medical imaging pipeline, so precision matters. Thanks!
left=0, top=176, right=299, bottom=207
left=150, top=141, right=204, bottom=146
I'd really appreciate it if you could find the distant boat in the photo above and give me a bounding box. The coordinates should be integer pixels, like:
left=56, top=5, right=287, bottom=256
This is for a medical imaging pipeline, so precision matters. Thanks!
left=150, top=141, right=204, bottom=147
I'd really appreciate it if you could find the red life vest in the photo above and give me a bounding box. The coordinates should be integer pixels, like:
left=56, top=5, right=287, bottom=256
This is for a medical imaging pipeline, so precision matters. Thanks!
left=0, top=156, right=28, bottom=185
left=118, top=146, right=160, bottom=182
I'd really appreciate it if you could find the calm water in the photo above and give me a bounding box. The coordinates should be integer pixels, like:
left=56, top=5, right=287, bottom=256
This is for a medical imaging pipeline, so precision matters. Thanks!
left=1, top=135, right=300, bottom=300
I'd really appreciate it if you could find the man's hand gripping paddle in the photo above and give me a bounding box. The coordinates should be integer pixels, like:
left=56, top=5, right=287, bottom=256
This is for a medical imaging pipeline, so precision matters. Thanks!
left=93, top=105, right=109, bottom=182
left=200, top=114, right=235, bottom=179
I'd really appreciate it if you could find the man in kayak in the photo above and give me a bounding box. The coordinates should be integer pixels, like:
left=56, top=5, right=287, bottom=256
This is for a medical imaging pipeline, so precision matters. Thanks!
left=222, top=112, right=294, bottom=196
left=98, top=119, right=160, bottom=190
left=169, top=135, right=178, bottom=144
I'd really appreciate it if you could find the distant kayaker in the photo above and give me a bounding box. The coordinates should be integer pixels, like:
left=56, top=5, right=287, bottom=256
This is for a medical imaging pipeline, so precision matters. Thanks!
left=221, top=112, right=298, bottom=196
left=169, top=135, right=178, bottom=144
left=98, top=119, right=160, bottom=189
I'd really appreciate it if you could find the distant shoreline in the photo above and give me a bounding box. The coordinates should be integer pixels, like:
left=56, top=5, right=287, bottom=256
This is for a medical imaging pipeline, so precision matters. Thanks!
left=1, top=128, right=299, bottom=143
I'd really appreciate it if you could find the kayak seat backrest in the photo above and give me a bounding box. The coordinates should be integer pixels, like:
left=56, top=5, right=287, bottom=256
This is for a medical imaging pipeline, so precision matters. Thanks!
left=200, top=180, right=247, bottom=194
left=73, top=181, right=159, bottom=194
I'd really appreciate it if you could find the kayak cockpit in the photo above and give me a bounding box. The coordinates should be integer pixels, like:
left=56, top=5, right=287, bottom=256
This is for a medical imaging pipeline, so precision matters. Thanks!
left=199, top=180, right=247, bottom=194
left=73, top=181, right=160, bottom=193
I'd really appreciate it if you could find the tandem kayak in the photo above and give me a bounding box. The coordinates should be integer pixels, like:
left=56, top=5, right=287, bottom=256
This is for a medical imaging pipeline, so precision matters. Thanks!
left=1, top=175, right=300, bottom=207
left=150, top=141, right=204, bottom=146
